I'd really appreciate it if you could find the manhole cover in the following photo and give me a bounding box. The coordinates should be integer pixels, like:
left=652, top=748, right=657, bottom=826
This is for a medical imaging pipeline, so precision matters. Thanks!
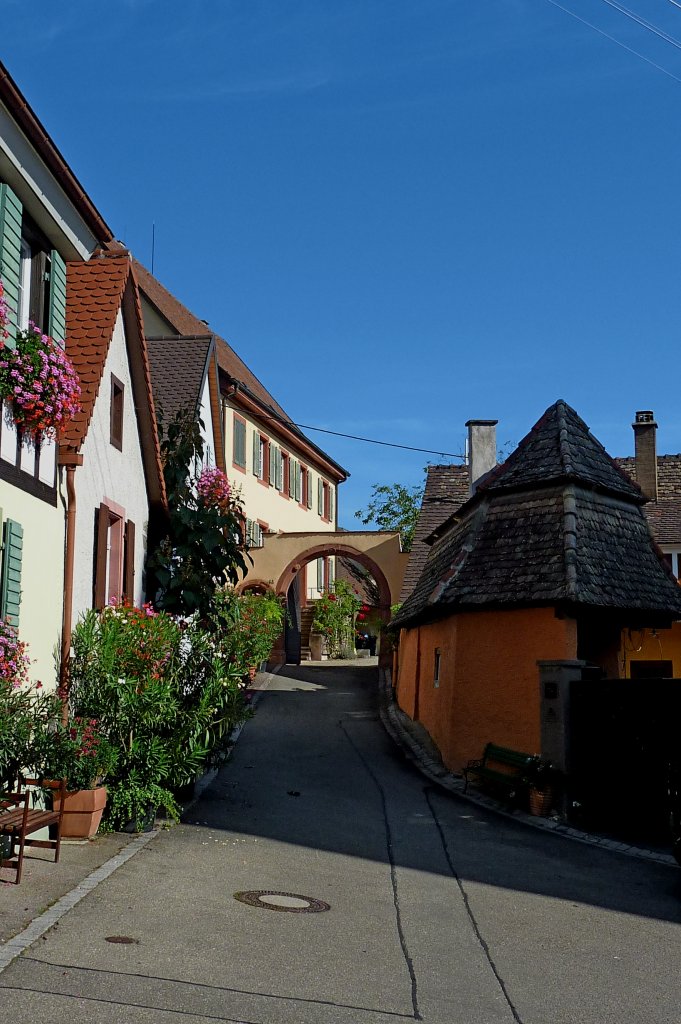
left=234, top=890, right=330, bottom=913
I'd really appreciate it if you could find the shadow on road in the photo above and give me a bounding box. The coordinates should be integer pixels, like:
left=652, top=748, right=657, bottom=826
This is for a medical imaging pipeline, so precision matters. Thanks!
left=184, top=663, right=681, bottom=927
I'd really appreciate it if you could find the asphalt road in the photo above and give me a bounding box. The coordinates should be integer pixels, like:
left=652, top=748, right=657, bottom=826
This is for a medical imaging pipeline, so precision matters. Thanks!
left=2, top=661, right=681, bottom=1023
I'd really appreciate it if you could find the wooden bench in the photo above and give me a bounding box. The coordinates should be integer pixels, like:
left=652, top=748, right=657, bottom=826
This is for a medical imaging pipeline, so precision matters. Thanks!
left=463, top=744, right=539, bottom=801
left=0, top=778, right=66, bottom=884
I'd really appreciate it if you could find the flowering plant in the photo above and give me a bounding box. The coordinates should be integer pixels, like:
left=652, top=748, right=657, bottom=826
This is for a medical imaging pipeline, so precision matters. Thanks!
left=0, top=322, right=81, bottom=439
left=50, top=717, right=118, bottom=792
left=0, top=617, right=31, bottom=689
left=197, top=466, right=231, bottom=511
left=311, top=580, right=362, bottom=658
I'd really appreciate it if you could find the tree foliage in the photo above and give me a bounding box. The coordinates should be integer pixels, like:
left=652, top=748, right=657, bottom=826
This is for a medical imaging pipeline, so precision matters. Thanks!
left=354, top=482, right=424, bottom=552
left=147, top=407, right=248, bottom=618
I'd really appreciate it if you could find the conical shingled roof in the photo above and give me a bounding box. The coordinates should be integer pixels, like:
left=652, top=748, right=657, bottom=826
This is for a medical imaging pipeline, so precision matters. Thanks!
left=480, top=400, right=643, bottom=501
left=394, top=401, right=681, bottom=628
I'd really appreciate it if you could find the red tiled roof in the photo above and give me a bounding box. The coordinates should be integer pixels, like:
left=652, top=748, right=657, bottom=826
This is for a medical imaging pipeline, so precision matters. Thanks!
left=64, top=251, right=165, bottom=505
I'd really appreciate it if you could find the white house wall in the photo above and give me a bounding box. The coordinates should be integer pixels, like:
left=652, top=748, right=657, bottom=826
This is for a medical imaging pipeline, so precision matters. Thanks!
left=0, top=476, right=64, bottom=688
left=199, top=375, right=216, bottom=468
left=71, top=310, right=149, bottom=622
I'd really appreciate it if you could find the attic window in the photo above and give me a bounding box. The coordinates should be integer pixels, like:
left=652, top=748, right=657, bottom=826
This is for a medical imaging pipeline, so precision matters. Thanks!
left=110, top=375, right=124, bottom=450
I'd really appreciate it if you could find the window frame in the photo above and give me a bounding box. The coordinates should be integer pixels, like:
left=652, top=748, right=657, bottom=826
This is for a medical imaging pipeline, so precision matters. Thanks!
left=110, top=374, right=124, bottom=451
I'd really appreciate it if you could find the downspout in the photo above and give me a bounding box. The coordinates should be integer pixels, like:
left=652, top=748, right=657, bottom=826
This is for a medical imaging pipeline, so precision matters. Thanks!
left=59, top=452, right=83, bottom=722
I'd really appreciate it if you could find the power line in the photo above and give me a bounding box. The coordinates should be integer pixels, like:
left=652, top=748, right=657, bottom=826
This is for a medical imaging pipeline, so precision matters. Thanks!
left=257, top=414, right=465, bottom=459
left=543, top=0, right=681, bottom=85
left=597, top=0, right=681, bottom=51
left=665, top=0, right=681, bottom=11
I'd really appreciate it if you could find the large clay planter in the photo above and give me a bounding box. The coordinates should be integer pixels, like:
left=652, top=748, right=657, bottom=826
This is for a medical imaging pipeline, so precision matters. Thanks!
left=54, top=786, right=108, bottom=838
left=528, top=786, right=553, bottom=817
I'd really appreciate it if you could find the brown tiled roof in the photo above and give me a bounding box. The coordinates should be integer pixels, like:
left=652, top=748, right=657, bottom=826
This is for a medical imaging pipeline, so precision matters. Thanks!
left=399, top=465, right=469, bottom=602
left=394, top=401, right=681, bottom=628
left=614, top=455, right=681, bottom=546
left=146, top=335, right=212, bottom=429
left=132, top=259, right=290, bottom=420
left=64, top=251, right=165, bottom=505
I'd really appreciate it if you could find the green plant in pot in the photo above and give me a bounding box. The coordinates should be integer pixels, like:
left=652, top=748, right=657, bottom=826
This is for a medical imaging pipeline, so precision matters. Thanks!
left=48, top=718, right=118, bottom=838
left=522, top=758, right=560, bottom=816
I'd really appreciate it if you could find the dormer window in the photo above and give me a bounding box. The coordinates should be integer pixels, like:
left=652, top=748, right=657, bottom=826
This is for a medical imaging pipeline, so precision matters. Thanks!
left=110, top=375, right=124, bottom=450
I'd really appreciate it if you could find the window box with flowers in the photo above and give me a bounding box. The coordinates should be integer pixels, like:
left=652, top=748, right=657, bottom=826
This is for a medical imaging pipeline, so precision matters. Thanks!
left=0, top=283, right=81, bottom=441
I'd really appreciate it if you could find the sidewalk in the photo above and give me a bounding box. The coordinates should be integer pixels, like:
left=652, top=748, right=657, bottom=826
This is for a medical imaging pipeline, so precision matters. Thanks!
left=0, top=670, right=276, bottom=959
left=377, top=667, right=678, bottom=868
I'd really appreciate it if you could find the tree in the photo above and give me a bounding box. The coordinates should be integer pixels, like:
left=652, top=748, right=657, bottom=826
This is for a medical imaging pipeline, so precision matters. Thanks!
left=147, top=407, right=248, bottom=619
left=354, top=482, right=424, bottom=553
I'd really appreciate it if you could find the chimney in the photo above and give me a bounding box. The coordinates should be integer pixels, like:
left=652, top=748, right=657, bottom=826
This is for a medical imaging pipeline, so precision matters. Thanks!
left=632, top=410, right=658, bottom=501
left=466, top=419, right=498, bottom=494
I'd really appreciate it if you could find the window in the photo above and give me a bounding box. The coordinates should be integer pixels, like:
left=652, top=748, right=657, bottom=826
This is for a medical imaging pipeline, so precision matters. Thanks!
left=252, top=431, right=269, bottom=483
left=300, top=466, right=311, bottom=508
left=245, top=519, right=264, bottom=548
left=110, top=375, right=124, bottom=450
left=318, top=478, right=324, bottom=515
left=1, top=184, right=67, bottom=346
left=662, top=549, right=681, bottom=582
left=434, top=648, right=441, bottom=688
left=94, top=501, right=134, bottom=608
left=233, top=415, right=246, bottom=469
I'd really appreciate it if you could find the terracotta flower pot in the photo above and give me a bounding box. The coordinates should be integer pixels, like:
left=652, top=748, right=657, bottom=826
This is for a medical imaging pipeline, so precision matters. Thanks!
left=54, top=786, right=108, bottom=838
left=528, top=786, right=553, bottom=817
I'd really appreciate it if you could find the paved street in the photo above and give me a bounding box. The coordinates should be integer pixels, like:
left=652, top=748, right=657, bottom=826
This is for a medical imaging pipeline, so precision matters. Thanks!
left=2, top=661, right=681, bottom=1023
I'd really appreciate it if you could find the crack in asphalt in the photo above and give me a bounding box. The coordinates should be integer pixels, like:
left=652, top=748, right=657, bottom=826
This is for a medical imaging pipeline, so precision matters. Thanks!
left=339, top=718, right=422, bottom=1021
left=424, top=787, right=524, bottom=1024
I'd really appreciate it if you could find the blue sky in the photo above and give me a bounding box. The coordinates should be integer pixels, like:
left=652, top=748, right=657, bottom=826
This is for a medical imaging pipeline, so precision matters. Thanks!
left=3, top=0, right=681, bottom=526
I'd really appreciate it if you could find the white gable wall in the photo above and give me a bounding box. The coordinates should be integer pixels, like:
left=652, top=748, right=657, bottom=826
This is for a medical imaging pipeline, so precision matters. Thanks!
left=72, top=309, right=149, bottom=622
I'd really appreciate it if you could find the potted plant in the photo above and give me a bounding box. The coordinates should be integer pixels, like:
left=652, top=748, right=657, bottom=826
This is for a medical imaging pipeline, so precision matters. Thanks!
left=0, top=321, right=80, bottom=439
left=523, top=758, right=559, bottom=816
left=49, top=718, right=117, bottom=838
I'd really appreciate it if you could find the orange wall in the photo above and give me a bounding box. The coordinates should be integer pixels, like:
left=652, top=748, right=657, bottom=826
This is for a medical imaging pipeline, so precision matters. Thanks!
left=396, top=607, right=577, bottom=773
left=620, top=622, right=681, bottom=677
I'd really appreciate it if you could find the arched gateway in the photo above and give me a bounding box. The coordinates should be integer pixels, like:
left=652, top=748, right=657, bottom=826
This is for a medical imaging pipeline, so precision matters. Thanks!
left=241, top=531, right=408, bottom=664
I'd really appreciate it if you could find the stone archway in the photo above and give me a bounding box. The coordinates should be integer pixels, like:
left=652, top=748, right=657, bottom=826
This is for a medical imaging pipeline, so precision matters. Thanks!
left=243, top=531, right=407, bottom=666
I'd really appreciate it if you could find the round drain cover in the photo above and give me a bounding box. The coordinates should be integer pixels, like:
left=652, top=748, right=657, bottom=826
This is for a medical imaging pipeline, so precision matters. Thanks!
left=234, top=890, right=330, bottom=913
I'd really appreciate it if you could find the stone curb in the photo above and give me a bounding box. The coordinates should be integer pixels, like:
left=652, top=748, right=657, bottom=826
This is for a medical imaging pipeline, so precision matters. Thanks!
left=0, top=667, right=279, bottom=977
left=377, top=668, right=678, bottom=869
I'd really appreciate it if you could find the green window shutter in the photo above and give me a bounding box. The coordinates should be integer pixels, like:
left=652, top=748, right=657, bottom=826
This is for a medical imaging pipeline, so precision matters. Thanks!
left=0, top=183, right=23, bottom=347
left=316, top=558, right=323, bottom=590
left=294, top=462, right=302, bottom=502
left=329, top=487, right=335, bottom=524
left=0, top=518, right=23, bottom=626
left=252, top=431, right=260, bottom=476
left=307, top=471, right=313, bottom=509
left=48, top=249, right=67, bottom=344
left=318, top=479, right=323, bottom=515
left=274, top=447, right=283, bottom=490
left=269, top=444, right=277, bottom=486
left=245, top=518, right=253, bottom=546
left=328, top=558, right=335, bottom=586
left=233, top=418, right=245, bottom=467
left=288, top=457, right=295, bottom=497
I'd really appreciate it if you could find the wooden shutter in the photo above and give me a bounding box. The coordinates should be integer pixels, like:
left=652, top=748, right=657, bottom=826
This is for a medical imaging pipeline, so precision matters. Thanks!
left=245, top=518, right=253, bottom=546
left=294, top=462, right=302, bottom=502
left=329, top=486, right=335, bottom=524
left=289, top=457, right=295, bottom=497
left=306, top=471, right=313, bottom=509
left=0, top=183, right=22, bottom=346
left=316, top=558, right=323, bottom=590
left=94, top=504, right=109, bottom=609
left=233, top=418, right=245, bottom=467
left=328, top=558, right=335, bottom=586
left=274, top=447, right=283, bottom=490
left=269, top=444, right=277, bottom=486
left=48, top=249, right=67, bottom=344
left=318, top=478, right=323, bottom=515
left=0, top=518, right=23, bottom=626
left=252, top=431, right=260, bottom=476
left=123, top=520, right=136, bottom=602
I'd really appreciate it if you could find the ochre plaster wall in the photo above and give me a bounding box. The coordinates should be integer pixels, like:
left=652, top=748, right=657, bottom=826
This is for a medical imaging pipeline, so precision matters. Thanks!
left=620, top=622, right=681, bottom=677
left=397, top=607, right=578, bottom=773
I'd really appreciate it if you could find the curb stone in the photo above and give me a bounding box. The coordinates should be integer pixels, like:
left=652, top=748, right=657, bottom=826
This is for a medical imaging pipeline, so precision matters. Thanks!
left=0, top=667, right=279, bottom=977
left=377, top=668, right=677, bottom=869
